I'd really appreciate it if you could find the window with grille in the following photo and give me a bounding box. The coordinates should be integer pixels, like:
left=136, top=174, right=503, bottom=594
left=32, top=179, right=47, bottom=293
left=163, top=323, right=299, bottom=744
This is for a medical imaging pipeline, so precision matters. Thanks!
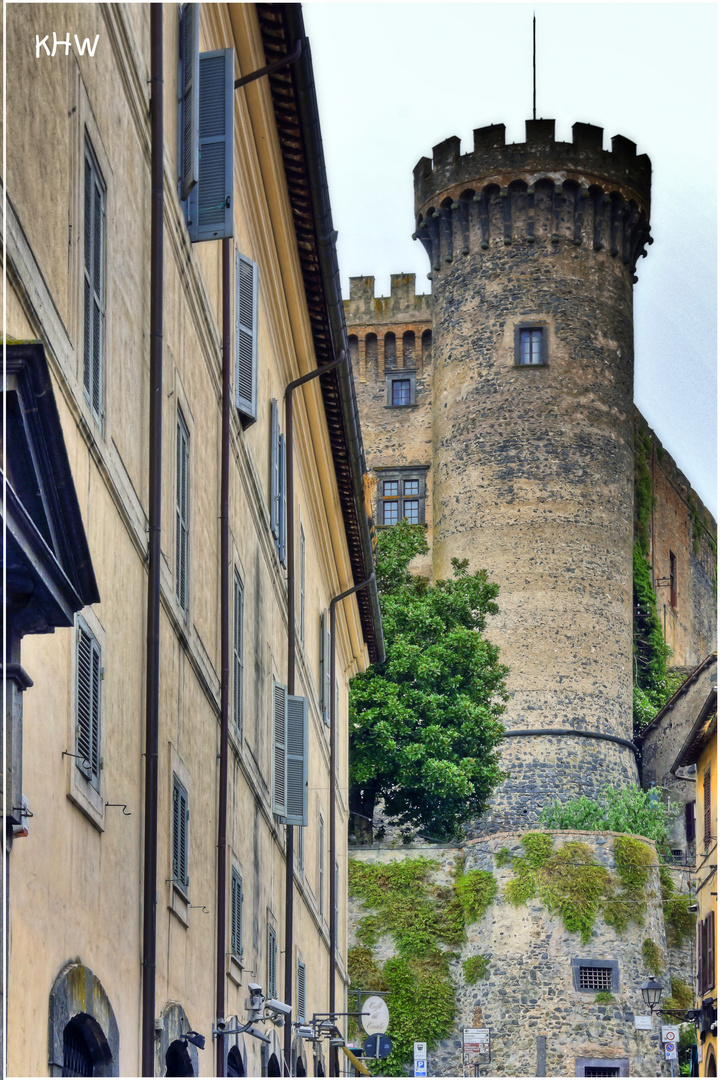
left=172, top=775, right=189, bottom=891
left=83, top=139, right=106, bottom=424
left=585, top=1069, right=619, bottom=1077
left=76, top=621, right=101, bottom=789
left=230, top=868, right=243, bottom=960
left=297, top=960, right=306, bottom=1022
left=515, top=324, right=547, bottom=367
left=377, top=469, right=427, bottom=527
left=267, top=924, right=277, bottom=998
left=572, top=959, right=618, bottom=993
left=176, top=410, right=190, bottom=615
left=63, top=1018, right=94, bottom=1077
left=578, top=967, right=613, bottom=991
left=233, top=572, right=244, bottom=736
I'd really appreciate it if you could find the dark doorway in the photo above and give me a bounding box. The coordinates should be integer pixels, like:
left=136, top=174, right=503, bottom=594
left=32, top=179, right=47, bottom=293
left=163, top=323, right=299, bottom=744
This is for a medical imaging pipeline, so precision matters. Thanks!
left=706, top=1051, right=717, bottom=1077
left=62, top=1019, right=94, bottom=1077
left=296, top=1056, right=306, bottom=1076
left=315, top=1062, right=325, bottom=1077
left=267, top=1052, right=281, bottom=1077
left=166, top=1040, right=194, bottom=1077
left=227, top=1046, right=245, bottom=1077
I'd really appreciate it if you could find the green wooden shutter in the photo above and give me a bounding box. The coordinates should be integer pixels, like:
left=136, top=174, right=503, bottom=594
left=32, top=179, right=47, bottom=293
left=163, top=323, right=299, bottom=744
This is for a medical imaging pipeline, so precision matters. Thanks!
left=187, top=49, right=234, bottom=242
left=231, top=868, right=243, bottom=958
left=285, top=695, right=308, bottom=827
left=270, top=400, right=280, bottom=540
left=178, top=3, right=199, bottom=200
left=272, top=681, right=287, bottom=818
left=235, top=251, right=258, bottom=424
left=173, top=777, right=189, bottom=889
left=297, top=960, right=306, bottom=1022
left=76, top=623, right=101, bottom=786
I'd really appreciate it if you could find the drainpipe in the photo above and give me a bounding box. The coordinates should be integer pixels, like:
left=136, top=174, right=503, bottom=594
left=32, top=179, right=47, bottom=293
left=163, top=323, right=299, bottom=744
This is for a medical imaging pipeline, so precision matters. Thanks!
left=215, top=237, right=232, bottom=1078
left=141, top=4, right=163, bottom=1075
left=283, top=350, right=347, bottom=1076
left=328, top=573, right=375, bottom=1078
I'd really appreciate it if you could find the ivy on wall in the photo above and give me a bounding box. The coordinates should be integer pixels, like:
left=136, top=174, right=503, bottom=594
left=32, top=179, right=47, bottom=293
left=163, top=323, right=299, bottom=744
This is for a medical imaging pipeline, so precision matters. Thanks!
left=348, top=858, right=495, bottom=1075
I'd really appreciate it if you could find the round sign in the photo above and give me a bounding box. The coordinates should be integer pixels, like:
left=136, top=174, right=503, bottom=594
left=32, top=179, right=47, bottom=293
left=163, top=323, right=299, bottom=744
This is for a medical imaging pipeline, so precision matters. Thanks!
left=363, top=1034, right=393, bottom=1060
left=664, top=1031, right=677, bottom=1043
left=361, top=995, right=390, bottom=1035
left=666, top=1043, right=675, bottom=1054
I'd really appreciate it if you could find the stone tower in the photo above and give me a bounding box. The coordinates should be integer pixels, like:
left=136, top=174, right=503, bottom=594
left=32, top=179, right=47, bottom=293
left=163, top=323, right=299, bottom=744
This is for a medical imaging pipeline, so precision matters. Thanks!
left=412, top=119, right=652, bottom=831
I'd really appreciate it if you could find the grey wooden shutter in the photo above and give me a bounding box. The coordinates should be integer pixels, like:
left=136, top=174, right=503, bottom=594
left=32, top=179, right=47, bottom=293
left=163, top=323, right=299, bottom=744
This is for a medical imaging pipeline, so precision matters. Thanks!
left=297, top=961, right=306, bottom=1022
left=176, top=411, right=190, bottom=613
left=278, top=433, right=287, bottom=566
left=285, top=695, right=308, bottom=827
left=76, top=624, right=101, bottom=785
left=178, top=3, right=199, bottom=200
left=187, top=49, right=234, bottom=242
left=267, top=925, right=277, bottom=998
left=231, top=868, right=243, bottom=958
left=173, top=777, right=189, bottom=888
left=233, top=572, right=243, bottom=734
left=235, top=251, right=258, bottom=424
left=270, top=400, right=280, bottom=540
left=83, top=142, right=105, bottom=422
left=272, top=681, right=287, bottom=818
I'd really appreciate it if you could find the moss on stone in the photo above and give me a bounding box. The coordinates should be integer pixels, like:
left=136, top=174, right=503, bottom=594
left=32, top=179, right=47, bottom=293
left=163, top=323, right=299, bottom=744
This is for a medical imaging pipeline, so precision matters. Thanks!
left=642, top=937, right=664, bottom=976
left=595, top=991, right=615, bottom=1004
left=495, top=846, right=512, bottom=867
left=666, top=976, right=694, bottom=1012
left=454, top=869, right=497, bottom=923
left=504, top=832, right=554, bottom=906
left=603, top=836, right=654, bottom=933
left=463, top=955, right=490, bottom=983
left=537, top=842, right=613, bottom=944
left=659, top=866, right=696, bottom=948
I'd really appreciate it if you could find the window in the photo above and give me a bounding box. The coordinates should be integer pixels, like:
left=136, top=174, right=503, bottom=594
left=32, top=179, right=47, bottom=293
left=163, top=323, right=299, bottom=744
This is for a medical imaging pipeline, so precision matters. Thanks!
left=231, top=868, right=243, bottom=960
left=685, top=800, right=696, bottom=844
left=235, top=251, right=258, bottom=426
left=319, top=611, right=331, bottom=726
left=297, top=960, right=306, bottom=1022
left=270, top=401, right=287, bottom=565
left=699, top=911, right=716, bottom=994
left=299, top=526, right=306, bottom=645
left=575, top=1059, right=628, bottom=1078
left=272, top=681, right=309, bottom=827
left=669, top=550, right=677, bottom=608
left=233, top=572, right=244, bottom=736
left=385, top=371, right=417, bottom=407
left=515, top=324, right=547, bottom=366
left=76, top=620, right=101, bottom=789
left=182, top=46, right=235, bottom=242
left=83, top=138, right=106, bottom=423
left=377, top=469, right=427, bottom=527
left=267, top=924, right=277, bottom=998
left=704, top=767, right=712, bottom=847
left=318, top=814, right=325, bottom=919
left=176, top=410, right=190, bottom=615
left=572, top=959, right=618, bottom=993
left=172, top=775, right=189, bottom=891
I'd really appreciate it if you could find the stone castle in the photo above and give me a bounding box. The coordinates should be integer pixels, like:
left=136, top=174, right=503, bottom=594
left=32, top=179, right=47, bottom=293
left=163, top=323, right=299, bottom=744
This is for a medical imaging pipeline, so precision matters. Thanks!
left=346, top=120, right=716, bottom=1076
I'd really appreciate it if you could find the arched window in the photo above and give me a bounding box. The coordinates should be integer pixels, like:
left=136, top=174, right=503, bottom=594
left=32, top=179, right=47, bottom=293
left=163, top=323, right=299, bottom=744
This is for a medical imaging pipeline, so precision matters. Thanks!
left=49, top=967, right=119, bottom=1078
left=403, top=331, right=415, bottom=367
left=267, top=1053, right=282, bottom=1077
left=165, top=1040, right=194, bottom=1077
left=227, top=1047, right=245, bottom=1077
left=384, top=332, right=396, bottom=371
left=62, top=1018, right=94, bottom=1077
left=348, top=335, right=359, bottom=368
left=706, top=1050, right=717, bottom=1077
left=296, top=1056, right=307, bottom=1076
left=365, top=333, right=378, bottom=379
left=421, top=329, right=432, bottom=368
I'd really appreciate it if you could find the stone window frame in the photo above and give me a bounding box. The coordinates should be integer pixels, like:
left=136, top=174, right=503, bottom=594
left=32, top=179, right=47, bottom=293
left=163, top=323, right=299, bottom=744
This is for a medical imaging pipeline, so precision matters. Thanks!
left=571, top=958, right=619, bottom=993
left=48, top=962, right=120, bottom=1077
left=376, top=466, right=428, bottom=528
left=385, top=370, right=417, bottom=407
left=575, top=1058, right=629, bottom=1077
left=514, top=322, right=549, bottom=367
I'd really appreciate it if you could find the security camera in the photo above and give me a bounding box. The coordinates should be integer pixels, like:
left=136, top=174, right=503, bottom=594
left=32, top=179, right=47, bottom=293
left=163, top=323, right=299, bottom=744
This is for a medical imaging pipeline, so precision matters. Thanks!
left=248, top=983, right=263, bottom=994
left=265, top=999, right=292, bottom=1016
left=296, top=1025, right=314, bottom=1040
left=183, top=1030, right=206, bottom=1050
left=688, top=903, right=699, bottom=912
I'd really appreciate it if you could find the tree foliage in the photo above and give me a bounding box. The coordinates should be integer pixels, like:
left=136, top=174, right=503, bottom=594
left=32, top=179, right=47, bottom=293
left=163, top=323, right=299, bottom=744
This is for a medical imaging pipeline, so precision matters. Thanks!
left=349, top=520, right=507, bottom=841
left=539, top=784, right=673, bottom=847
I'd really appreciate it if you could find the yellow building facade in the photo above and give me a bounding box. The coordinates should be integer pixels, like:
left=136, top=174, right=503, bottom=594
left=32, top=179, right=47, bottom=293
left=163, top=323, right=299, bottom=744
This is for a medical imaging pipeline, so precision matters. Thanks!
left=3, top=4, right=382, bottom=1076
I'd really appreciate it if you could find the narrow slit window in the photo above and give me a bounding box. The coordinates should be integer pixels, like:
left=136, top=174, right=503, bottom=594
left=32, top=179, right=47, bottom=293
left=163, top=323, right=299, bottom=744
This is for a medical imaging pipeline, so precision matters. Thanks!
left=83, top=139, right=106, bottom=423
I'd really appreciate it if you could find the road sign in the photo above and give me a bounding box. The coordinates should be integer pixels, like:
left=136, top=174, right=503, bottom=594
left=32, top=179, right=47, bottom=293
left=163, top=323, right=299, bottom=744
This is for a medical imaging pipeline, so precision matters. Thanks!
left=662, top=1027, right=678, bottom=1043
left=464, top=1028, right=490, bottom=1053
left=634, top=1016, right=652, bottom=1030
left=665, top=1043, right=678, bottom=1061
left=361, top=996, right=390, bottom=1035
left=414, top=1059, right=427, bottom=1078
left=414, top=1042, right=427, bottom=1059
left=363, top=1034, right=392, bottom=1060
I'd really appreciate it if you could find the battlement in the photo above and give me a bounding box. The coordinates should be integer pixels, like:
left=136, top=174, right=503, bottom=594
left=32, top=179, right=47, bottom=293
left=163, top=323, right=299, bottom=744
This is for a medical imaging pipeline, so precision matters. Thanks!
left=414, top=118, right=651, bottom=215
left=345, top=273, right=432, bottom=326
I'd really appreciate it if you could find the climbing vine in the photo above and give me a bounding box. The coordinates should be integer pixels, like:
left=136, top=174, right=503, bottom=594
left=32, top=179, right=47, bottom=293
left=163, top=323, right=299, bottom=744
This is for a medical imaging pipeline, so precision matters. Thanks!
left=348, top=858, right=495, bottom=1075
left=659, top=865, right=696, bottom=948
left=642, top=938, right=664, bottom=976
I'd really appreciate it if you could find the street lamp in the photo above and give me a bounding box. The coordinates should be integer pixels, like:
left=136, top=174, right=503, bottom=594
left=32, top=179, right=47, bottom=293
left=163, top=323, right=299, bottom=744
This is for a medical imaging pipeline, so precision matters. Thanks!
left=641, top=976, right=664, bottom=1014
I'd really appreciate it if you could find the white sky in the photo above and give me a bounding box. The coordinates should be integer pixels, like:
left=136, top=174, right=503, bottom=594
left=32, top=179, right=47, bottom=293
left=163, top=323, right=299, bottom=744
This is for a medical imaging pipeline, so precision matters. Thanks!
left=302, top=2, right=718, bottom=517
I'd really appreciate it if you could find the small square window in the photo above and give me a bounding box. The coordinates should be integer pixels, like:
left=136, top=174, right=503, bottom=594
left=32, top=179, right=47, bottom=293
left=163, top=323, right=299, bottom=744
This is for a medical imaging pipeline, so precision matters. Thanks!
left=515, top=324, right=548, bottom=366
left=383, top=481, right=399, bottom=497
left=404, top=499, right=420, bottom=524
left=404, top=480, right=419, bottom=497
left=377, top=468, right=428, bottom=529
left=385, top=370, right=417, bottom=407
left=383, top=500, right=399, bottom=526
left=392, top=379, right=411, bottom=406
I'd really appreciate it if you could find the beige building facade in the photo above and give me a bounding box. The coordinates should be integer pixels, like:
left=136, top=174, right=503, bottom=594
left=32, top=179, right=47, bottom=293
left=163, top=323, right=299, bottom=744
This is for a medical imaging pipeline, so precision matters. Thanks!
left=3, top=4, right=382, bottom=1076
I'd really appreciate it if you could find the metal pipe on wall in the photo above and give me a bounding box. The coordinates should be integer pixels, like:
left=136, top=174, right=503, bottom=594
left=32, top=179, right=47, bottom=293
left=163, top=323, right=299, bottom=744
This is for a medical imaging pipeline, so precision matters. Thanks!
left=284, top=351, right=346, bottom=1076
left=141, top=4, right=163, bottom=1074
left=328, top=574, right=375, bottom=1078
left=215, top=237, right=232, bottom=1078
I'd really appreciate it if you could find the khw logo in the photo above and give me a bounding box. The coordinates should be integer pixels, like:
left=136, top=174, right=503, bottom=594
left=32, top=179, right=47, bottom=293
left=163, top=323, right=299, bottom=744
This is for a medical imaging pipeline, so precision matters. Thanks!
left=36, top=34, right=100, bottom=58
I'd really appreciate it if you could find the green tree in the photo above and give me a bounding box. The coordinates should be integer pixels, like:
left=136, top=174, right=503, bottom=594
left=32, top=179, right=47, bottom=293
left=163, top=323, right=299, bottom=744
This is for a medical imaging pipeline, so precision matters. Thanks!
left=349, top=520, right=507, bottom=842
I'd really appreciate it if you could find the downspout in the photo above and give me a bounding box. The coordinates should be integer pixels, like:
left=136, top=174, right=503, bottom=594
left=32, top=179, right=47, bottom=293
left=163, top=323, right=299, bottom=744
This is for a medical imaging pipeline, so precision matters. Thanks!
left=328, top=573, right=375, bottom=1079
left=141, top=5, right=163, bottom=1075
left=284, top=349, right=347, bottom=1077
left=215, top=237, right=232, bottom=1078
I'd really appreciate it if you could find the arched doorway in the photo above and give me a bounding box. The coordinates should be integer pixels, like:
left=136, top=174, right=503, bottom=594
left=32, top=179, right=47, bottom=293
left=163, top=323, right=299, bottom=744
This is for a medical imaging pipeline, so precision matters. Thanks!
left=227, top=1046, right=245, bottom=1077
left=165, top=1040, right=193, bottom=1077
left=705, top=1050, right=717, bottom=1077
left=49, top=965, right=119, bottom=1077
left=296, top=1055, right=306, bottom=1076
left=267, top=1052, right=281, bottom=1076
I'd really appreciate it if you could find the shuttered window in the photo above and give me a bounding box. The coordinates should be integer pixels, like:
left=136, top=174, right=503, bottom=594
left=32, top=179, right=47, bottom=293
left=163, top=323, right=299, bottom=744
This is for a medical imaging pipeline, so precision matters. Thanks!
left=235, top=251, right=258, bottom=424
left=272, top=681, right=287, bottom=819
left=267, top=924, right=277, bottom=998
left=176, top=410, right=190, bottom=615
left=704, top=767, right=712, bottom=846
left=230, top=868, right=243, bottom=959
left=76, top=622, right=101, bottom=788
left=320, top=611, right=331, bottom=726
left=319, top=815, right=325, bottom=919
left=178, top=3, right=199, bottom=200
left=686, top=800, right=696, bottom=844
left=83, top=139, right=105, bottom=423
left=297, top=960, right=306, bottom=1022
left=285, top=694, right=308, bottom=828
left=185, top=49, right=234, bottom=242
left=172, top=776, right=189, bottom=890
left=700, top=912, right=716, bottom=995
left=233, top=572, right=244, bottom=736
